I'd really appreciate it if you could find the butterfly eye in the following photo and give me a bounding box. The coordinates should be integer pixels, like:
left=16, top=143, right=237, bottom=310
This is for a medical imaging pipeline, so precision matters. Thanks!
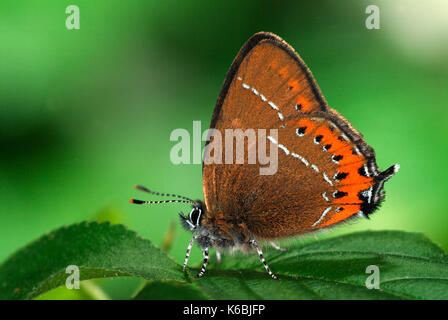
left=189, top=207, right=202, bottom=226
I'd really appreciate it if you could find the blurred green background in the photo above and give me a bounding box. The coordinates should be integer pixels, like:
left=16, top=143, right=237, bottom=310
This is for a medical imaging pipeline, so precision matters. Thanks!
left=1, top=0, right=447, bottom=299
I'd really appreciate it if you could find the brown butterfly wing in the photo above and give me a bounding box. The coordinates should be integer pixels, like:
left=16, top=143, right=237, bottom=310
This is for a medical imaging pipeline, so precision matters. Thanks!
left=203, top=32, right=397, bottom=239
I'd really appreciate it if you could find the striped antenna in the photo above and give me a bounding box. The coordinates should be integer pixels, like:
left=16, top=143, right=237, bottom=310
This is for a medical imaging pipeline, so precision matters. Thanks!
left=134, top=185, right=194, bottom=202
left=129, top=199, right=196, bottom=205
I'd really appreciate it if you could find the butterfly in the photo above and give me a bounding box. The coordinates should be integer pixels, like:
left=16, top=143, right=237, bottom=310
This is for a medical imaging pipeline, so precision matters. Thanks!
left=130, top=32, right=399, bottom=279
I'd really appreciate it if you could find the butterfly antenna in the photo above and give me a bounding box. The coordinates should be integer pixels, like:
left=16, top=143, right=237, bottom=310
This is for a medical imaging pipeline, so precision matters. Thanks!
left=133, top=185, right=194, bottom=202
left=129, top=199, right=196, bottom=205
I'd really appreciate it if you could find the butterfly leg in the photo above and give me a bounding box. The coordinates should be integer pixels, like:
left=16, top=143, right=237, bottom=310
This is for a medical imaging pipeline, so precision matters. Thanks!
left=183, top=236, right=195, bottom=271
left=216, top=250, right=222, bottom=265
left=195, top=247, right=209, bottom=278
left=269, top=241, right=288, bottom=252
left=250, top=240, right=279, bottom=280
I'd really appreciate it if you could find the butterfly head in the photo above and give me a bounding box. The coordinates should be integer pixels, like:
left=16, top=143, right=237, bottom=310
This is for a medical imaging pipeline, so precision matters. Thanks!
left=129, top=185, right=209, bottom=232
left=179, top=201, right=206, bottom=231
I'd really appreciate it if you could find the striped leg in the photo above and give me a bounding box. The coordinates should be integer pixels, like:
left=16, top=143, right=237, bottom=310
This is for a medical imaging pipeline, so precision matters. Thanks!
left=250, top=240, right=279, bottom=280
left=195, top=247, right=209, bottom=278
left=269, top=241, right=288, bottom=252
left=183, top=236, right=195, bottom=271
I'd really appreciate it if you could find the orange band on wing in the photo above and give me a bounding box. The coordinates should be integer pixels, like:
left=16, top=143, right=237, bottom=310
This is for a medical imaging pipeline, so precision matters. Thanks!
left=320, top=204, right=361, bottom=227
left=296, top=97, right=314, bottom=112
left=297, top=118, right=317, bottom=133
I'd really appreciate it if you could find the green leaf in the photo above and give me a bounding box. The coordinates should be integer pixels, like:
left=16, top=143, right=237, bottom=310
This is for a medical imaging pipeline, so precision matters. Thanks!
left=0, top=222, right=185, bottom=299
left=133, top=281, right=210, bottom=300
left=190, top=231, right=448, bottom=299
left=2, top=223, right=447, bottom=300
